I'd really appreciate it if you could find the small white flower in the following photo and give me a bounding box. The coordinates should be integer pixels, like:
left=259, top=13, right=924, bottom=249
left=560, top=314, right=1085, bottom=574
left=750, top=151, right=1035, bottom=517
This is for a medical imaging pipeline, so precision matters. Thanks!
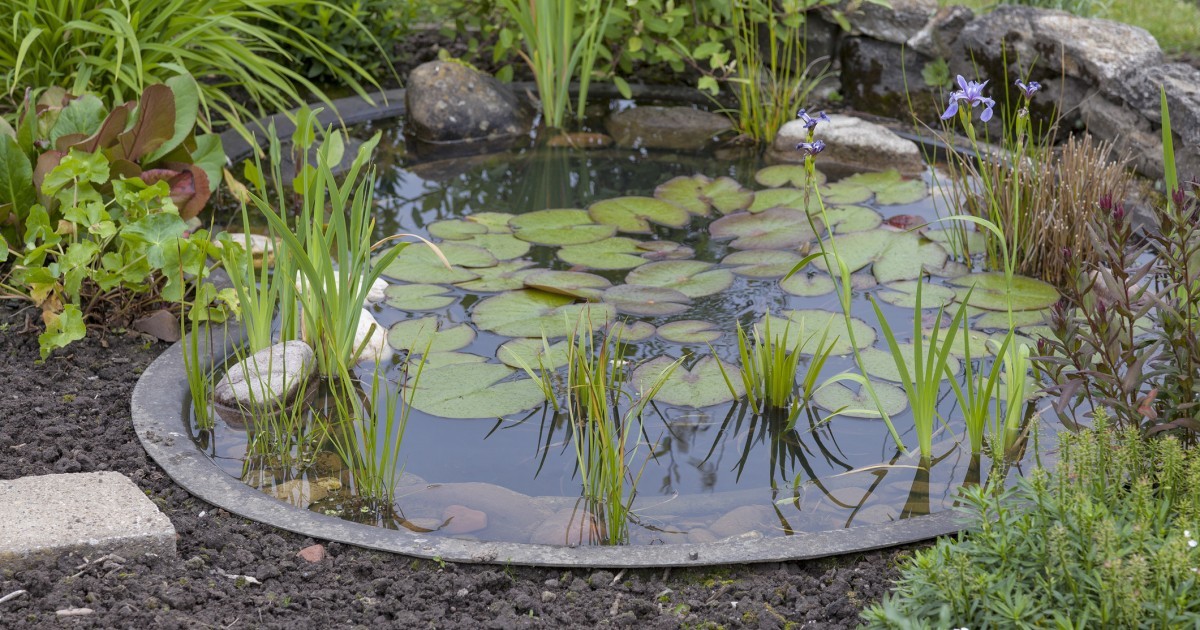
left=1186, top=530, right=1192, bottom=538
left=1189, top=539, right=1198, bottom=548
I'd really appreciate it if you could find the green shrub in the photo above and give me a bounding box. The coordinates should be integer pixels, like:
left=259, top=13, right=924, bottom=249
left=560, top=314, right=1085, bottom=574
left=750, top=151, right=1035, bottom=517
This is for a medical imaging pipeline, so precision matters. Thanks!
left=276, top=0, right=415, bottom=83
left=861, top=413, right=1200, bottom=628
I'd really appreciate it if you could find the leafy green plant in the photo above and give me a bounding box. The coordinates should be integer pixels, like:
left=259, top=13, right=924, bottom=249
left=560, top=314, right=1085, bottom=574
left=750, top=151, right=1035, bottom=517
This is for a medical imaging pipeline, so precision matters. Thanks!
left=947, top=322, right=1010, bottom=456
left=0, top=0, right=380, bottom=140
left=721, top=314, right=838, bottom=423
left=275, top=0, right=413, bottom=83
left=861, top=411, right=1200, bottom=628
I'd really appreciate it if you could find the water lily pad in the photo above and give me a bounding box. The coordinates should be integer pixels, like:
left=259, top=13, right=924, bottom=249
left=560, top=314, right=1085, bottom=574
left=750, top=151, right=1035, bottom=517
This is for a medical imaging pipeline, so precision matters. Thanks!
left=924, top=326, right=991, bottom=358
left=467, top=212, right=516, bottom=233
left=754, top=165, right=826, bottom=188
left=384, top=284, right=456, bottom=311
left=813, top=229, right=948, bottom=284
left=748, top=187, right=812, bottom=213
left=523, top=270, right=612, bottom=300
left=408, top=363, right=545, bottom=419
left=428, top=219, right=487, bottom=240
left=422, top=352, right=488, bottom=369
left=710, top=207, right=821, bottom=250
left=633, top=356, right=744, bottom=408
left=759, top=310, right=876, bottom=355
left=638, top=240, right=695, bottom=261
left=497, top=338, right=571, bottom=370
left=509, top=208, right=615, bottom=246
left=654, top=175, right=753, bottom=216
left=657, top=320, right=722, bottom=344
left=974, top=309, right=1049, bottom=330
left=602, top=284, right=691, bottom=316
left=948, top=272, right=1059, bottom=312
left=454, top=261, right=537, bottom=292
left=382, top=242, right=495, bottom=284
left=558, top=237, right=649, bottom=270
left=625, top=260, right=734, bottom=298
left=465, top=233, right=530, bottom=260
left=828, top=170, right=928, bottom=206
left=722, top=250, right=805, bottom=278
left=813, top=380, right=908, bottom=418
left=927, top=228, right=986, bottom=255
left=779, top=271, right=836, bottom=297
left=859, top=345, right=961, bottom=383
left=472, top=289, right=616, bottom=338
left=387, top=317, right=476, bottom=353
left=875, top=280, right=957, bottom=309
left=588, top=196, right=691, bottom=233
left=824, top=206, right=883, bottom=233
left=608, top=320, right=656, bottom=342
left=819, top=181, right=872, bottom=205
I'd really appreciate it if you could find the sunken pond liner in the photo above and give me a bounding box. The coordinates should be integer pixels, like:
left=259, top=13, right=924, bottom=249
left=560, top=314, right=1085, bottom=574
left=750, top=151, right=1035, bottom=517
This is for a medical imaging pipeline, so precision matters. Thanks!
left=132, top=324, right=970, bottom=568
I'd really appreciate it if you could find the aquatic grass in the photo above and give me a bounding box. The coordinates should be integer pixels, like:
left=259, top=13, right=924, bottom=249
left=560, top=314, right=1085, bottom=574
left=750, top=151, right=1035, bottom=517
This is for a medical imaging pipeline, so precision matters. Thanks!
left=241, top=373, right=326, bottom=486
left=217, top=227, right=286, bottom=355
left=948, top=323, right=1011, bottom=456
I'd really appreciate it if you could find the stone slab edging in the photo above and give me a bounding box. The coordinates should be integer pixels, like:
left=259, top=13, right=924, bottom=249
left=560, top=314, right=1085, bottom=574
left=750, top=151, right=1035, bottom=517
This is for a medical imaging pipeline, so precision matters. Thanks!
left=133, top=329, right=968, bottom=568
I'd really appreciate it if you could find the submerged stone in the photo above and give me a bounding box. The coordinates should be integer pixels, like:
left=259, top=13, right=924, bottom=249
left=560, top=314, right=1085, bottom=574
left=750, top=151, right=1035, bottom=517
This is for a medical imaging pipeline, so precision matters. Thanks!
left=605, top=106, right=732, bottom=151
left=212, top=341, right=314, bottom=409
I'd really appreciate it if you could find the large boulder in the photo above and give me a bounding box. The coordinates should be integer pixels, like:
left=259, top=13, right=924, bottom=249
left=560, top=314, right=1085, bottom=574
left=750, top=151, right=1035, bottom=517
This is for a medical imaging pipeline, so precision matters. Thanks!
left=605, top=106, right=733, bottom=151
left=839, top=37, right=938, bottom=119
left=213, top=341, right=315, bottom=409
left=906, top=5, right=974, bottom=58
left=770, top=114, right=924, bottom=176
left=835, top=0, right=938, bottom=45
left=405, top=61, right=533, bottom=143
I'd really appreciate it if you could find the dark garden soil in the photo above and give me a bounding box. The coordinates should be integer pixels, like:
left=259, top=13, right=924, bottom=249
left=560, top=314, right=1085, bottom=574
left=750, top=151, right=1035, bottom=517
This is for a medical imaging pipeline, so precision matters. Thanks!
left=0, top=301, right=917, bottom=629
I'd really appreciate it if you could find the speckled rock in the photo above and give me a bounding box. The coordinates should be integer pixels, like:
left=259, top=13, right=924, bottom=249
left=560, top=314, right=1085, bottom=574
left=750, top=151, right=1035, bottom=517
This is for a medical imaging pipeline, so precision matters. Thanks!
left=835, top=0, right=938, bottom=44
left=212, top=341, right=314, bottom=408
left=605, top=106, right=733, bottom=151
left=770, top=114, right=924, bottom=175
left=405, top=61, right=533, bottom=143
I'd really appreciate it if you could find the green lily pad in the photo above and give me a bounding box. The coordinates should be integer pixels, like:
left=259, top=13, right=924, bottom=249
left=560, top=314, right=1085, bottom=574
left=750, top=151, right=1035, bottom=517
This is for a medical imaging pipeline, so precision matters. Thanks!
left=813, top=380, right=908, bottom=418
left=828, top=170, right=928, bottom=206
left=408, top=363, right=545, bottom=419
left=422, top=352, right=488, bottom=369
left=657, top=320, right=722, bottom=344
left=859, top=345, right=961, bottom=383
left=759, top=310, right=875, bottom=355
left=588, top=196, right=691, bottom=233
left=384, top=284, right=456, bottom=311
left=497, top=338, right=571, bottom=370
left=780, top=271, right=836, bottom=297
left=748, top=187, right=812, bottom=213
left=710, top=207, right=822, bottom=250
left=824, top=206, right=883, bottom=233
left=927, top=228, right=987, bottom=256
left=721, top=250, right=805, bottom=279
left=633, top=356, right=744, bottom=408
left=558, top=237, right=649, bottom=270
left=464, top=233, right=530, bottom=260
left=602, top=284, right=691, bottom=316
left=381, top=242, right=496, bottom=284
left=608, top=320, right=656, bottom=342
left=454, top=261, right=537, bottom=292
left=924, top=326, right=991, bottom=359
left=819, top=181, right=872, bottom=205
left=974, top=309, right=1049, bottom=330
left=467, top=212, right=516, bottom=233
left=654, top=175, right=753, bottom=216
left=812, top=229, right=947, bottom=284
left=624, top=260, right=734, bottom=298
left=948, top=272, right=1059, bottom=312
left=522, top=270, right=612, bottom=300
left=509, top=208, right=615, bottom=246
left=754, top=164, right=826, bottom=188
left=638, top=240, right=695, bottom=261
left=472, top=289, right=616, bottom=338
left=428, top=219, right=487, bottom=240
left=875, top=280, right=957, bottom=309
left=387, top=317, right=476, bottom=353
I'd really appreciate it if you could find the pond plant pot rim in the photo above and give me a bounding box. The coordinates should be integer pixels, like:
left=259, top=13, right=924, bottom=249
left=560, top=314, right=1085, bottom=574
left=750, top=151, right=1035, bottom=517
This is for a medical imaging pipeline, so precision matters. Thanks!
left=133, top=327, right=969, bottom=568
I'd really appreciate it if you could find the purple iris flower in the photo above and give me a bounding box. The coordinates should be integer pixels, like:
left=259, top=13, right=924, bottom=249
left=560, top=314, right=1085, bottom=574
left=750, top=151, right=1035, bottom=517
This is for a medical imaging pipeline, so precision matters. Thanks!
left=796, top=140, right=826, bottom=156
left=1015, top=79, right=1041, bottom=100
left=940, top=75, right=995, bottom=122
left=796, top=109, right=831, bottom=130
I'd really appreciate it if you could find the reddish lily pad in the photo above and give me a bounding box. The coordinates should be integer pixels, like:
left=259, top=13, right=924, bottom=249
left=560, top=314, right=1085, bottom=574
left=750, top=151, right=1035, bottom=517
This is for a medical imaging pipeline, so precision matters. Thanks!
left=588, top=196, right=691, bottom=233
left=638, top=240, right=695, bottom=261
left=625, top=260, right=734, bottom=298
left=710, top=207, right=822, bottom=250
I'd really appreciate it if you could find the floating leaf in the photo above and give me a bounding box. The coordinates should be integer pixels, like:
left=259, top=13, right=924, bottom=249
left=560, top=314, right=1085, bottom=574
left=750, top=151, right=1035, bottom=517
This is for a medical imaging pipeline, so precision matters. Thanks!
left=812, top=229, right=947, bottom=284
left=754, top=165, right=826, bottom=188
left=748, top=187, right=811, bottom=213
left=721, top=250, right=805, bottom=278
left=588, top=196, right=690, bottom=233
left=558, top=237, right=649, bottom=270
left=827, top=170, right=928, bottom=206
left=625, top=260, right=734, bottom=298
left=467, top=212, right=516, bottom=233
left=634, top=356, right=744, bottom=408
left=819, top=181, right=872, bottom=205
left=813, top=380, right=908, bottom=418
left=423, top=352, right=488, bottom=368
left=657, top=320, right=722, bottom=344
left=497, top=338, right=571, bottom=370
left=387, top=317, right=476, bottom=353
left=608, top=320, right=656, bottom=342
left=779, top=271, right=836, bottom=297
left=824, top=206, right=882, bottom=233
left=948, top=272, right=1059, bottom=312
left=472, top=289, right=616, bottom=338
left=760, top=310, right=875, bottom=355
left=382, top=242, right=495, bottom=284
left=924, top=326, right=991, bottom=358
left=974, top=309, right=1048, bottom=330
left=654, top=174, right=753, bottom=216
left=384, top=284, right=456, bottom=311
left=523, top=270, right=612, bottom=300
left=875, top=280, right=956, bottom=309
left=638, top=240, right=694, bottom=261
left=710, top=207, right=821, bottom=250
left=428, top=219, right=487, bottom=240
left=465, top=233, right=530, bottom=260
left=926, top=228, right=986, bottom=255
left=509, top=208, right=615, bottom=246
left=454, top=261, right=537, bottom=292
left=602, top=284, right=690, bottom=316
left=408, top=363, right=545, bottom=419
left=859, top=345, right=961, bottom=383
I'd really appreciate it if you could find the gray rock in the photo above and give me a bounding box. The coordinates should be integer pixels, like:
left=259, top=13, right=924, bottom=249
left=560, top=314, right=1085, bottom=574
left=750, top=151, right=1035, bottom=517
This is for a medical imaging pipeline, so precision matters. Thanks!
left=836, top=0, right=938, bottom=45
left=770, top=114, right=924, bottom=176
left=1127, top=63, right=1200, bottom=147
left=212, top=341, right=315, bottom=408
left=405, top=61, right=533, bottom=143
left=1079, top=93, right=1165, bottom=179
left=605, top=106, right=733, bottom=151
left=353, top=309, right=393, bottom=365
left=839, top=37, right=938, bottom=119
left=906, top=5, right=974, bottom=58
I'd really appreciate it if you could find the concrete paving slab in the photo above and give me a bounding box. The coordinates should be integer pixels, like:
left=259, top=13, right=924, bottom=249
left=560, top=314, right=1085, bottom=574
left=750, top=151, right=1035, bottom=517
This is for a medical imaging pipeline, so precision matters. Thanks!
left=0, top=472, right=176, bottom=571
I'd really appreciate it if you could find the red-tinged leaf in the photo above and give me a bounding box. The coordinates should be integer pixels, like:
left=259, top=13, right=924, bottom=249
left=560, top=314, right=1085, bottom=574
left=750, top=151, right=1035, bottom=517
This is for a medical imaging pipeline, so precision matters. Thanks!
left=884, top=214, right=927, bottom=231
left=71, top=103, right=132, bottom=154
left=144, top=163, right=211, bottom=220
left=1136, top=387, right=1159, bottom=421
left=109, top=158, right=142, bottom=181
left=33, top=150, right=64, bottom=204
left=114, top=85, right=176, bottom=162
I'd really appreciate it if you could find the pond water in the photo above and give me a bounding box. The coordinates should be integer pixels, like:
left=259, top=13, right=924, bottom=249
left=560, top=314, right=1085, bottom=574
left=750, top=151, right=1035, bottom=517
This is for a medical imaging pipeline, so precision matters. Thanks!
left=193, top=113, right=1062, bottom=546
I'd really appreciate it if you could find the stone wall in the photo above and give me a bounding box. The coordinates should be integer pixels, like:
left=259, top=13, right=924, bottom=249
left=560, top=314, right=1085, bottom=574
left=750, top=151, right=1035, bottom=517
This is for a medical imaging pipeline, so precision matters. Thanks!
left=826, top=2, right=1198, bottom=180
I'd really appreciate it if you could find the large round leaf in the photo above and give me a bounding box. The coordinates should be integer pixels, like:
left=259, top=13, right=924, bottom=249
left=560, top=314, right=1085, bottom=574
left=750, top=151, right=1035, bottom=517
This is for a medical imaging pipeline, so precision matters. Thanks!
left=754, top=165, right=826, bottom=188
left=748, top=187, right=812, bottom=213
left=948, top=272, right=1059, bottom=312
left=657, top=320, right=722, bottom=344
left=423, top=352, right=488, bottom=369
left=588, top=196, right=691, bottom=233
left=625, top=260, right=734, bottom=298
left=558, top=237, right=649, bottom=270
left=382, top=242, right=495, bottom=284
left=467, top=212, right=516, bottom=233
left=633, top=356, right=744, bottom=408
left=428, top=219, right=487, bottom=240
left=454, top=261, right=537, bottom=293
left=384, top=283, right=456, bottom=311
left=759, top=310, right=876, bottom=355
left=472, top=289, right=616, bottom=338
left=608, top=320, right=656, bottom=342
left=974, top=309, right=1048, bottom=330
left=654, top=174, right=753, bottom=216
left=710, top=207, right=821, bottom=250
left=812, top=229, right=948, bottom=284
left=637, top=240, right=694, bottom=261
left=875, top=280, right=956, bottom=309
left=509, top=208, right=615, bottom=246
left=722, top=250, right=805, bottom=279
left=387, top=317, right=476, bottom=353
left=859, top=345, right=961, bottom=383
left=408, top=363, right=545, bottom=419
left=465, top=233, right=530, bottom=260
left=523, top=270, right=612, bottom=300
left=824, top=206, right=882, bottom=233
left=779, top=271, right=835, bottom=297
left=602, top=285, right=690, bottom=316
left=825, top=170, right=928, bottom=206
left=497, top=338, right=571, bottom=370
left=813, top=380, right=908, bottom=418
